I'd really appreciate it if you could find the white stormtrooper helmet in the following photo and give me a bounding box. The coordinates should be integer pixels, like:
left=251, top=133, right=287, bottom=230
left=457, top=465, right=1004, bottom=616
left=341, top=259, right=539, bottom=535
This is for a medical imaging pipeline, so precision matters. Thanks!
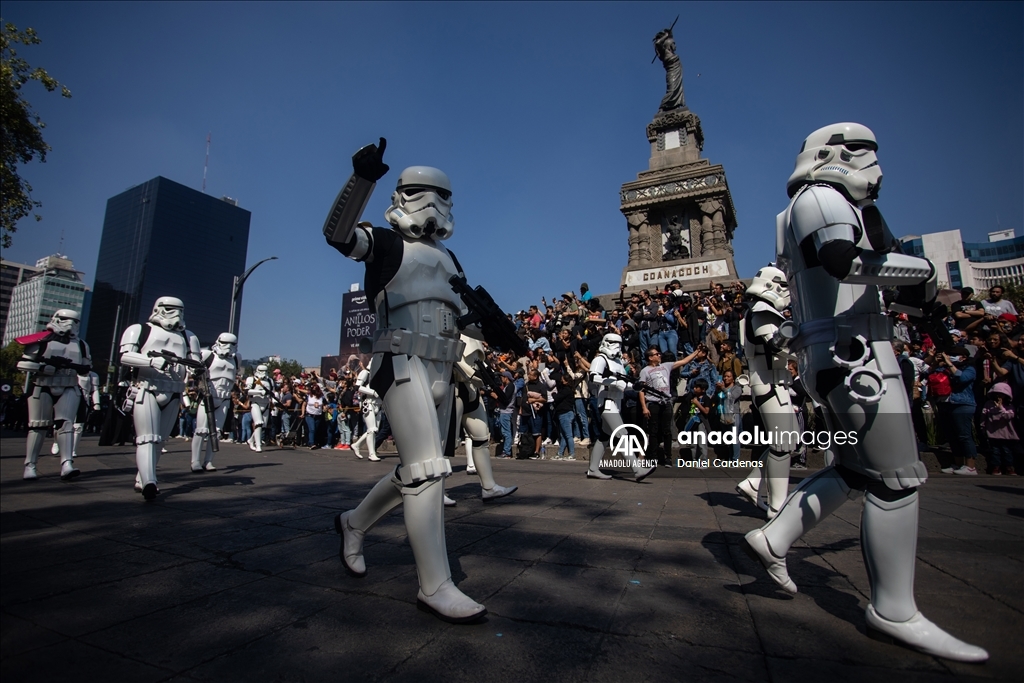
left=47, top=309, right=81, bottom=338
left=787, top=122, right=882, bottom=203
left=255, top=364, right=269, bottom=380
left=384, top=166, right=455, bottom=241
left=599, top=333, right=623, bottom=361
left=212, top=332, right=237, bottom=357
left=746, top=266, right=790, bottom=312
left=150, top=296, right=185, bottom=331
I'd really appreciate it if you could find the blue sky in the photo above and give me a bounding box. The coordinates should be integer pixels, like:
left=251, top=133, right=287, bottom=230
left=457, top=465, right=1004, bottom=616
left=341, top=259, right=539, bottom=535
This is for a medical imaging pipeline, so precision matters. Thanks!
left=3, top=1, right=1021, bottom=365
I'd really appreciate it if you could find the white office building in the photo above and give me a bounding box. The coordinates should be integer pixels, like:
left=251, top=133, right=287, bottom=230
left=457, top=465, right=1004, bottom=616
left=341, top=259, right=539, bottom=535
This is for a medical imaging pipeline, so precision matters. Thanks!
left=2, top=255, right=88, bottom=347
left=899, top=229, right=1024, bottom=291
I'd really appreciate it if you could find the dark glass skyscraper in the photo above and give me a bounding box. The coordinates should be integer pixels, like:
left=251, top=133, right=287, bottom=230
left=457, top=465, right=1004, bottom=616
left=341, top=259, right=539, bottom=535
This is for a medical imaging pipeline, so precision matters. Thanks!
left=86, top=177, right=250, bottom=379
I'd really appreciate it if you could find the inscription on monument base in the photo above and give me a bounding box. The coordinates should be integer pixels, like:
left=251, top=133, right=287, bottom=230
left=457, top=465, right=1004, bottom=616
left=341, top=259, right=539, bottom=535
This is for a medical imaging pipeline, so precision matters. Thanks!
left=624, top=259, right=730, bottom=287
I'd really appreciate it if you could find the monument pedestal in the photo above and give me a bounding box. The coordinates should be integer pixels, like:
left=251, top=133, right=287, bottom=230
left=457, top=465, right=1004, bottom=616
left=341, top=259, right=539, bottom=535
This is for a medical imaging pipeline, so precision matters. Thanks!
left=618, top=107, right=739, bottom=294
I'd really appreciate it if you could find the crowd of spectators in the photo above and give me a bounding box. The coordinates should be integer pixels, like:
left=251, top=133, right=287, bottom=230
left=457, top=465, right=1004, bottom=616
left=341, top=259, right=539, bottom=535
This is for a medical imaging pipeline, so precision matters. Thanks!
left=3, top=281, right=1021, bottom=477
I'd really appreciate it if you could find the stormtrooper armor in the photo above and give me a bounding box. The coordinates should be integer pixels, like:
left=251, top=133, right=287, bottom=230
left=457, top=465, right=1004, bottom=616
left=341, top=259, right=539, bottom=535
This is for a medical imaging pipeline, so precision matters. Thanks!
left=350, top=365, right=382, bottom=461
left=120, top=297, right=202, bottom=500
left=17, top=309, right=91, bottom=481
left=735, top=266, right=799, bottom=518
left=585, top=333, right=656, bottom=482
left=453, top=335, right=517, bottom=501
left=245, top=364, right=272, bottom=452
left=191, top=332, right=238, bottom=471
left=743, top=123, right=987, bottom=662
left=325, top=139, right=486, bottom=623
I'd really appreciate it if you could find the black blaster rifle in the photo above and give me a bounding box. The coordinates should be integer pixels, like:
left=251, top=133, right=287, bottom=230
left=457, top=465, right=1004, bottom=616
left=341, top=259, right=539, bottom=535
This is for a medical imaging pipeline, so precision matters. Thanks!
left=474, top=360, right=506, bottom=399
left=148, top=350, right=219, bottom=451
left=610, top=370, right=672, bottom=401
left=449, top=275, right=529, bottom=357
left=43, top=356, right=92, bottom=374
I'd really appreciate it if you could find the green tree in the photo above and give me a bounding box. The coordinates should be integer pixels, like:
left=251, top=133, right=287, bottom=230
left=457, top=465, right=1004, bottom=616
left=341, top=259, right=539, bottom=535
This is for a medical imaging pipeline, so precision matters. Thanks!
left=267, top=358, right=304, bottom=380
left=1, top=21, right=71, bottom=249
left=0, top=341, right=26, bottom=395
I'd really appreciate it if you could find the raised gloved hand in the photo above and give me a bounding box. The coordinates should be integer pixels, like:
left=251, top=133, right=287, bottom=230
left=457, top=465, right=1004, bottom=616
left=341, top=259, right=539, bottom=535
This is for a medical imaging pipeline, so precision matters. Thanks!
left=352, top=137, right=389, bottom=182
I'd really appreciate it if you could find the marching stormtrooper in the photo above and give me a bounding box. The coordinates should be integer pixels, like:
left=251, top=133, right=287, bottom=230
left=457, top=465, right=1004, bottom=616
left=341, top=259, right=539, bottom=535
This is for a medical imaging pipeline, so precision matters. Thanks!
left=17, top=309, right=91, bottom=481
left=245, top=365, right=272, bottom=452
left=585, top=333, right=656, bottom=482
left=350, top=363, right=381, bottom=461
left=190, top=333, right=238, bottom=472
left=735, top=266, right=799, bottom=519
left=743, top=123, right=987, bottom=661
left=324, top=138, right=488, bottom=623
left=51, top=367, right=101, bottom=460
left=120, top=297, right=202, bottom=500
left=453, top=335, right=517, bottom=501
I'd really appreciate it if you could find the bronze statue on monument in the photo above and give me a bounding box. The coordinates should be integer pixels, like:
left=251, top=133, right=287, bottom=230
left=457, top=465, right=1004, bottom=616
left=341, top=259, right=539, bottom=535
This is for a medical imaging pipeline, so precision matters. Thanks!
left=615, top=21, right=739, bottom=294
left=653, top=17, right=685, bottom=112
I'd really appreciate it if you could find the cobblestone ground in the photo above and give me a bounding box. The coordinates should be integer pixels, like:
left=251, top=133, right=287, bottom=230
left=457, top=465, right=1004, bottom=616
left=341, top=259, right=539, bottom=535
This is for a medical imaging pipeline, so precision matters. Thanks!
left=2, top=433, right=1021, bottom=682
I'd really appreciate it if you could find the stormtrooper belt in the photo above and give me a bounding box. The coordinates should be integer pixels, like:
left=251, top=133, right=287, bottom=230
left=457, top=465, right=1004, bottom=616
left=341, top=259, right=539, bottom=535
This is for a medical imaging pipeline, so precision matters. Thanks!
left=789, top=314, right=893, bottom=353
left=372, top=329, right=464, bottom=363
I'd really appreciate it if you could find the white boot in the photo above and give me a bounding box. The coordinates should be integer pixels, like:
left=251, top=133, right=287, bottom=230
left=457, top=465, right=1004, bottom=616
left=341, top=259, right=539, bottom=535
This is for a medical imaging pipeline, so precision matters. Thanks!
left=443, top=494, right=457, bottom=507
left=51, top=442, right=60, bottom=455
left=632, top=457, right=656, bottom=483
left=351, top=433, right=365, bottom=459
left=191, top=432, right=208, bottom=472
left=736, top=469, right=761, bottom=507
left=60, top=459, right=80, bottom=481
left=339, top=472, right=404, bottom=576
left=482, top=484, right=518, bottom=501
left=366, top=430, right=380, bottom=461
left=866, top=606, right=988, bottom=662
left=334, top=511, right=367, bottom=577
left=471, top=441, right=515, bottom=500
left=742, top=466, right=850, bottom=593
left=56, top=422, right=79, bottom=481
left=25, top=430, right=44, bottom=479
left=405, top=478, right=485, bottom=623
left=586, top=440, right=611, bottom=479
left=252, top=426, right=263, bottom=453
left=861, top=492, right=988, bottom=662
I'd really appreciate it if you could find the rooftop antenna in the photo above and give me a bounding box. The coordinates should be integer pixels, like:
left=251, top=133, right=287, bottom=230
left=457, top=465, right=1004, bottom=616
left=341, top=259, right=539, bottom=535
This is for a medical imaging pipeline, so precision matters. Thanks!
left=202, top=132, right=211, bottom=193
left=57, top=229, right=64, bottom=256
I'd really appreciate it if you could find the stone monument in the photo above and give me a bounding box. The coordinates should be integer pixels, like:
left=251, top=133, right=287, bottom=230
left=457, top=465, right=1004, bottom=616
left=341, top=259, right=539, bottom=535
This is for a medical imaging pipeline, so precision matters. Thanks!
left=619, top=22, right=739, bottom=294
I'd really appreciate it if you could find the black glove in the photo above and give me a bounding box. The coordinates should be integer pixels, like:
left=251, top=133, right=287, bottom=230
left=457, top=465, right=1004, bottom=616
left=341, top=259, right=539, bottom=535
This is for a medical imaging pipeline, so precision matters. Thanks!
left=352, top=137, right=390, bottom=182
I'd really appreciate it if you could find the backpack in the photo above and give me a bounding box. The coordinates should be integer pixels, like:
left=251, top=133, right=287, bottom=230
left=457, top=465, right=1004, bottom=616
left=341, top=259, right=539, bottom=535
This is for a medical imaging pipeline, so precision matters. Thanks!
left=927, top=371, right=952, bottom=398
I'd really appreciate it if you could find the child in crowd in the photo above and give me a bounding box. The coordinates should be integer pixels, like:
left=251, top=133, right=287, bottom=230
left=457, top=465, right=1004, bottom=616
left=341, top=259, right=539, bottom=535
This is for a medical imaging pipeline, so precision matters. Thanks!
left=981, top=383, right=1019, bottom=475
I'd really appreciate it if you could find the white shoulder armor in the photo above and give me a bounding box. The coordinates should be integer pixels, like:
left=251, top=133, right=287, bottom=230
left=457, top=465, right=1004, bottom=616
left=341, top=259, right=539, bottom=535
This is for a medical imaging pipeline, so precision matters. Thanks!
left=120, top=324, right=143, bottom=352
left=790, top=184, right=861, bottom=245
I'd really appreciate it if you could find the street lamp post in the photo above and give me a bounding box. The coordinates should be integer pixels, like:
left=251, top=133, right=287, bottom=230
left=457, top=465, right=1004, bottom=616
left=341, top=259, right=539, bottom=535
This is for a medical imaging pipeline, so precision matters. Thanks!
left=228, top=256, right=278, bottom=336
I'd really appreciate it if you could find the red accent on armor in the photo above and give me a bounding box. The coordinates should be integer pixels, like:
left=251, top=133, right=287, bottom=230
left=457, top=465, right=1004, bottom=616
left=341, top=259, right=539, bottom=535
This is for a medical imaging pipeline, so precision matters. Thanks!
left=15, top=330, right=54, bottom=345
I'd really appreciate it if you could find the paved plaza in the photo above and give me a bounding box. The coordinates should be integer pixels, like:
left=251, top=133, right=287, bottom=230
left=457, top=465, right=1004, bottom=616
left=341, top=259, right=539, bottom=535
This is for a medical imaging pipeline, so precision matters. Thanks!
left=1, top=434, right=1021, bottom=682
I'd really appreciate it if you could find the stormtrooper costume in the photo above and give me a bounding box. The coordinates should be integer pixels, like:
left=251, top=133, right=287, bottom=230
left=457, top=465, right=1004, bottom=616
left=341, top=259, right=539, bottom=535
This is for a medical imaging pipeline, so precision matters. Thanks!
left=453, top=335, right=517, bottom=501
left=735, top=267, right=799, bottom=518
left=51, top=369, right=100, bottom=460
left=17, top=309, right=91, bottom=481
left=324, top=139, right=486, bottom=623
left=743, top=123, right=987, bottom=662
left=585, top=333, right=656, bottom=482
left=350, top=365, right=382, bottom=461
left=120, top=297, right=202, bottom=500
left=191, top=333, right=238, bottom=472
left=245, top=365, right=272, bottom=452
